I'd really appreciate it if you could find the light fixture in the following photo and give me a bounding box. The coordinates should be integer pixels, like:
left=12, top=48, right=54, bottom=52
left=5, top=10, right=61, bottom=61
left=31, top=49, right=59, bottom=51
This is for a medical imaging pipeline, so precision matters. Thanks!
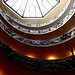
left=26, top=55, right=34, bottom=58
left=48, top=56, right=56, bottom=60
left=70, top=47, right=74, bottom=55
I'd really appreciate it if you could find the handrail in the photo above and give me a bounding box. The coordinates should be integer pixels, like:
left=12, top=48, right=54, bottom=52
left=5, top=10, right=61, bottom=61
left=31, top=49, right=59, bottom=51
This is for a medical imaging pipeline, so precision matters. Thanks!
left=0, top=39, right=75, bottom=73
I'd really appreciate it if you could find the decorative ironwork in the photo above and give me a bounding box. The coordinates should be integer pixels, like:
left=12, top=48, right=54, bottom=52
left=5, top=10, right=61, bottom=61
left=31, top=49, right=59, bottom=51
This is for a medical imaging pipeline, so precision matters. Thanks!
left=0, top=20, right=75, bottom=47
left=2, top=0, right=71, bottom=27
left=0, top=0, right=75, bottom=34
left=0, top=39, right=75, bottom=73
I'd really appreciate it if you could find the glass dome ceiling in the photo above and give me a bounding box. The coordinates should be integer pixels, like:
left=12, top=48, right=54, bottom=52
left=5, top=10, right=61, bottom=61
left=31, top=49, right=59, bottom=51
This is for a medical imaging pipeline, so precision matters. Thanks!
left=3, top=0, right=60, bottom=18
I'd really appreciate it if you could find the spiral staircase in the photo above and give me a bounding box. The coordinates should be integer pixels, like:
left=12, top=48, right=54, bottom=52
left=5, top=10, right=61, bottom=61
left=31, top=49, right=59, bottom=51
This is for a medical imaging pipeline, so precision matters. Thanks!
left=0, top=0, right=75, bottom=74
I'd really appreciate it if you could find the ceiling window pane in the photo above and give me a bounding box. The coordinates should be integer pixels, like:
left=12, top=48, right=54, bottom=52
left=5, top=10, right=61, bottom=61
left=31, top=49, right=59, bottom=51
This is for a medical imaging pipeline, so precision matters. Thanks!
left=3, top=0, right=60, bottom=18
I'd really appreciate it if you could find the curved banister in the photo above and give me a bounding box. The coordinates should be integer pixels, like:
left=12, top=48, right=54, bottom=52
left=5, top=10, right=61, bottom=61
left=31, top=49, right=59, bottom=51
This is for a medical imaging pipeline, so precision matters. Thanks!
left=0, top=39, right=75, bottom=73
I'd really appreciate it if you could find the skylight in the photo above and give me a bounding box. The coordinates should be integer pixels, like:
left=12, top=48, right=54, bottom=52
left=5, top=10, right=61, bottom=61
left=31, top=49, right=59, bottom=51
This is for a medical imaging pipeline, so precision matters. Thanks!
left=4, top=0, right=60, bottom=18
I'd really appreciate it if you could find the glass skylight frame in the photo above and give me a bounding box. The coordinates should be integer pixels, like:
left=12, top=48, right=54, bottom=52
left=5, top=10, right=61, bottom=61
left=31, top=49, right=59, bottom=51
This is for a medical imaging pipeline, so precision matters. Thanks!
left=3, top=0, right=60, bottom=18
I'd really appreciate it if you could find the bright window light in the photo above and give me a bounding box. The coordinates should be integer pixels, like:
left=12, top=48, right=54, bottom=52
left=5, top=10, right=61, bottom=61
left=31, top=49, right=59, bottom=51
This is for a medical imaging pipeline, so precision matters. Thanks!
left=4, top=0, right=60, bottom=18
